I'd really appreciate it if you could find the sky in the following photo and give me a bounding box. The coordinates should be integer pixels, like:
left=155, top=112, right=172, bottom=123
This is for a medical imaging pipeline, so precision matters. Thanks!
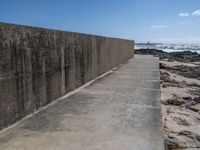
left=0, top=0, right=200, bottom=43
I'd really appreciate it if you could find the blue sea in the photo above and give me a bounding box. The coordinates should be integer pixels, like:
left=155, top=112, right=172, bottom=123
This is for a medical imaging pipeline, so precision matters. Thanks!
left=135, top=43, right=200, bottom=54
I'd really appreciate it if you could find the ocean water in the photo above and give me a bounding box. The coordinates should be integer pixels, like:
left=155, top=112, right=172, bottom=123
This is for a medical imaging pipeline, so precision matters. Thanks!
left=135, top=43, right=200, bottom=54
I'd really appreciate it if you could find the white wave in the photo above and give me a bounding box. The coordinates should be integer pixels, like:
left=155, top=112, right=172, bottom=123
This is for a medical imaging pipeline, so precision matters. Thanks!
left=135, top=43, right=200, bottom=53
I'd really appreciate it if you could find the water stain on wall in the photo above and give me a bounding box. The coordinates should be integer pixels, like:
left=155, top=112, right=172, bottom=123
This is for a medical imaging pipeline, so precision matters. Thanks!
left=0, top=22, right=134, bottom=129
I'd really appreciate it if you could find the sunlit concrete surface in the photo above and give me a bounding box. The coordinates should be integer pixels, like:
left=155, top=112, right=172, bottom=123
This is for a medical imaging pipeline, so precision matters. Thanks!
left=0, top=55, right=164, bottom=150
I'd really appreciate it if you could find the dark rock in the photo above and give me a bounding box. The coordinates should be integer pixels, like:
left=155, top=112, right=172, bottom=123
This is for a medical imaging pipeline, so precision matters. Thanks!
left=162, top=65, right=200, bottom=80
left=135, top=49, right=166, bottom=55
left=188, top=107, right=199, bottom=112
left=162, top=97, right=185, bottom=106
left=173, top=117, right=190, bottom=126
left=160, top=71, right=183, bottom=87
left=165, top=138, right=186, bottom=150
left=178, top=130, right=200, bottom=142
left=135, top=49, right=200, bottom=62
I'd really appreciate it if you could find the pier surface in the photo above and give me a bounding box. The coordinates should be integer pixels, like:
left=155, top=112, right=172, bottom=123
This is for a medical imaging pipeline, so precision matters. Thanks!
left=0, top=55, right=164, bottom=150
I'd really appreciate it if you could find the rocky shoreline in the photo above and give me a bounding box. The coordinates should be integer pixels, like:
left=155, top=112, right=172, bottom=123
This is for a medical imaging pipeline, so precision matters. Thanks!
left=136, top=49, right=200, bottom=150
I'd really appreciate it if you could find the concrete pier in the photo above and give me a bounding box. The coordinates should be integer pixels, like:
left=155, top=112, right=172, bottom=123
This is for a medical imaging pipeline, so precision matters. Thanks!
left=0, top=55, right=164, bottom=150
left=0, top=22, right=133, bottom=129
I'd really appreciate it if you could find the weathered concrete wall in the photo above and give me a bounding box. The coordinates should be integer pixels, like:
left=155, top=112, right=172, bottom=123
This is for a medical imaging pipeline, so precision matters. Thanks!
left=0, top=22, right=134, bottom=130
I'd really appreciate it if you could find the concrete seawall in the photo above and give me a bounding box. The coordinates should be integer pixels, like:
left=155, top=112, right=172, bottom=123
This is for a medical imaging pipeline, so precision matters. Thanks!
left=0, top=22, right=134, bottom=130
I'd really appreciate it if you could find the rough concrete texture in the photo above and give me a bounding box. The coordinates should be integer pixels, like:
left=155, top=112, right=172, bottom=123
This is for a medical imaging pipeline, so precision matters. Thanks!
left=0, top=22, right=134, bottom=129
left=0, top=55, right=164, bottom=150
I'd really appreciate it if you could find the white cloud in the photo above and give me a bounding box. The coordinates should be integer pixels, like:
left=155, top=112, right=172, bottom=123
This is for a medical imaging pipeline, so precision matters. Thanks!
left=192, top=9, right=200, bottom=16
left=150, top=25, right=168, bottom=29
left=179, top=12, right=189, bottom=17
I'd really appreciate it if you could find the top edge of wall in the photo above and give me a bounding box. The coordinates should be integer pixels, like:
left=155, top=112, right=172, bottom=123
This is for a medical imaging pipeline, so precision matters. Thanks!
left=0, top=22, right=134, bottom=43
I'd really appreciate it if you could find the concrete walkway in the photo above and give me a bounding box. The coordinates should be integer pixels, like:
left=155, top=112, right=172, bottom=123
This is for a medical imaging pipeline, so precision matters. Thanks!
left=0, top=55, right=164, bottom=150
